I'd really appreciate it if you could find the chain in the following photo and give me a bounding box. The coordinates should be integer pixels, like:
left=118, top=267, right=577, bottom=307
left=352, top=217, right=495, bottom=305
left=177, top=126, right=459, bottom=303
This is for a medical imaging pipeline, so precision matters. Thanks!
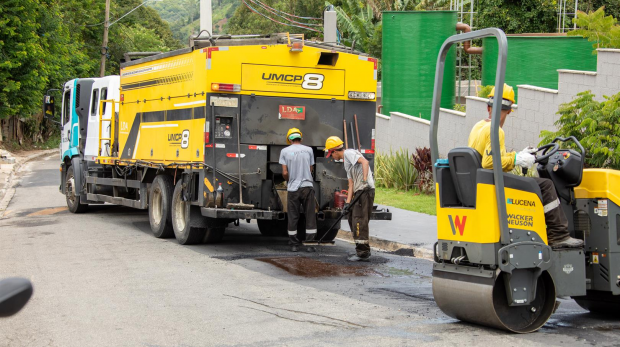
left=322, top=170, right=347, bottom=181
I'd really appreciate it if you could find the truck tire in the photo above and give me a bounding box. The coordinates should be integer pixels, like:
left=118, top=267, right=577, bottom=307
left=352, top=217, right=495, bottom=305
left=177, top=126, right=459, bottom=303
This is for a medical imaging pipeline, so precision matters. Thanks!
left=203, top=227, right=225, bottom=244
left=65, top=165, right=88, bottom=213
left=149, top=175, right=174, bottom=238
left=316, top=218, right=340, bottom=242
left=171, top=179, right=206, bottom=245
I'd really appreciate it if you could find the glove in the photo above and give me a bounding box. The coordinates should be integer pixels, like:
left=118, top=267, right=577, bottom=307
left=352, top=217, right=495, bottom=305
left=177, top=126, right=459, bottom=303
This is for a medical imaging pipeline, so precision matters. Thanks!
left=515, top=151, right=536, bottom=169
left=342, top=202, right=351, bottom=214
left=522, top=146, right=538, bottom=154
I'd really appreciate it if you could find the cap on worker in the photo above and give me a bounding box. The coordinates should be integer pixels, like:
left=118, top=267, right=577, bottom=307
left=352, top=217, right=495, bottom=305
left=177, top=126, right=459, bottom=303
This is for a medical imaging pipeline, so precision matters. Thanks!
left=487, top=83, right=515, bottom=110
left=324, top=136, right=344, bottom=157
left=286, top=128, right=302, bottom=145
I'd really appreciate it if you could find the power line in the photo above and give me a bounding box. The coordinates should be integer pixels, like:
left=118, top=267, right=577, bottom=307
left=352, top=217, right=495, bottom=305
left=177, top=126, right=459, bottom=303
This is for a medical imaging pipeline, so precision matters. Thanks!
left=253, top=0, right=323, bottom=21
left=109, top=0, right=158, bottom=27
left=248, top=0, right=322, bottom=27
left=242, top=0, right=321, bottom=33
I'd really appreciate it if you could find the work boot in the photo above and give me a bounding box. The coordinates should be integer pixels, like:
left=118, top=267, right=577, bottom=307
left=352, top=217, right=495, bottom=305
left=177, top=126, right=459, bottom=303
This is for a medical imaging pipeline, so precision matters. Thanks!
left=551, top=236, right=584, bottom=249
left=289, top=235, right=301, bottom=252
left=305, top=233, right=317, bottom=242
left=347, top=254, right=370, bottom=262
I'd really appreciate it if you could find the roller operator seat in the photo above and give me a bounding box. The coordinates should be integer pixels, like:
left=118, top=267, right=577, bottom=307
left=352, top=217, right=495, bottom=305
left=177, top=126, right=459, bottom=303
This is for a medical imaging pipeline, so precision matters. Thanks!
left=447, top=147, right=483, bottom=208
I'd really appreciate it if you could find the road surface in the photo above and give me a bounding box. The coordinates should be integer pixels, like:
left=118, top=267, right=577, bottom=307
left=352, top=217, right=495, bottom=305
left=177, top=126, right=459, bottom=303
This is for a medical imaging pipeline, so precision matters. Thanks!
left=0, top=154, right=618, bottom=346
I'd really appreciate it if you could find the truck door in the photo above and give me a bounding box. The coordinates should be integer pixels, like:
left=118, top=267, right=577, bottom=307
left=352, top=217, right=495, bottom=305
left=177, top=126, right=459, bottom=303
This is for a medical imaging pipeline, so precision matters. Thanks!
left=60, top=82, right=75, bottom=160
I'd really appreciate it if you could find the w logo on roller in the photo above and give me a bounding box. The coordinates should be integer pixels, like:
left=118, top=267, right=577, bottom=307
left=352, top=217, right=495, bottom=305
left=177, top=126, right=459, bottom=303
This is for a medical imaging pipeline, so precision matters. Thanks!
left=448, top=215, right=467, bottom=236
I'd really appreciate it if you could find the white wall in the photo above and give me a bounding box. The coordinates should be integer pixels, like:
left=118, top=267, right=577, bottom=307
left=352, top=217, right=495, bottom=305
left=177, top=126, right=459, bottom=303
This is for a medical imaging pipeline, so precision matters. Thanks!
left=375, top=48, right=620, bottom=157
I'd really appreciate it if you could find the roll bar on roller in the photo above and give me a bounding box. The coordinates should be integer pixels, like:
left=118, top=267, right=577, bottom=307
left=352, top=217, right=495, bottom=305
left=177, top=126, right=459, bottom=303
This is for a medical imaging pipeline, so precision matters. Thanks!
left=429, top=28, right=511, bottom=245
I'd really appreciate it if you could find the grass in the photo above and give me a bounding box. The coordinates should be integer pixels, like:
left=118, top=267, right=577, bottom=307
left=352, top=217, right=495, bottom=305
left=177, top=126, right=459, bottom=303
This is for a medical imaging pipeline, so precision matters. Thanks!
left=375, top=187, right=437, bottom=216
left=1, top=134, right=60, bottom=153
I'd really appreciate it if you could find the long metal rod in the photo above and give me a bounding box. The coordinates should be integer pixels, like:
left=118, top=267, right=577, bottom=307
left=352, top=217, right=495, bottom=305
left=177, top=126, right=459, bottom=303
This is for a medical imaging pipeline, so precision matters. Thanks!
left=354, top=115, right=361, bottom=150
left=429, top=28, right=510, bottom=245
left=349, top=122, right=357, bottom=150
left=237, top=113, right=243, bottom=203
left=574, top=0, right=579, bottom=29
left=211, top=102, right=217, bottom=204
left=343, top=120, right=349, bottom=149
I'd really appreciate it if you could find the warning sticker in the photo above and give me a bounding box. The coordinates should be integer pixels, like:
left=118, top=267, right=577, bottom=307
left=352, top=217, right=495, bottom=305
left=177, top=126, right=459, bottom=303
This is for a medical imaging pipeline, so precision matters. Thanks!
left=596, top=199, right=608, bottom=217
left=593, top=252, right=599, bottom=264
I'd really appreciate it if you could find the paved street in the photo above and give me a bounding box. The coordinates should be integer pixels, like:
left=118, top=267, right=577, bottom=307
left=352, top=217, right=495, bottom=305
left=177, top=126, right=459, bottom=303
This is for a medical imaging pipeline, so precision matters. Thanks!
left=0, top=154, right=619, bottom=346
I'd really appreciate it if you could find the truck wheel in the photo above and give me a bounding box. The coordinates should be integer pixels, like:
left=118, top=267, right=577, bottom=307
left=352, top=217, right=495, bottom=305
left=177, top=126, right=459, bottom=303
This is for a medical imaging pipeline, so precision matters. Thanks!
left=203, top=227, right=225, bottom=244
left=257, top=219, right=288, bottom=237
left=149, top=175, right=174, bottom=238
left=316, top=219, right=341, bottom=242
left=171, top=179, right=206, bottom=245
left=65, top=165, right=88, bottom=213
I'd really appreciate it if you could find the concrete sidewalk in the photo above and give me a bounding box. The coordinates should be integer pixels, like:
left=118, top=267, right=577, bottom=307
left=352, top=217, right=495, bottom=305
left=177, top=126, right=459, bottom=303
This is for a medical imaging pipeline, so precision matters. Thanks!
left=0, top=149, right=57, bottom=214
left=338, top=205, right=437, bottom=259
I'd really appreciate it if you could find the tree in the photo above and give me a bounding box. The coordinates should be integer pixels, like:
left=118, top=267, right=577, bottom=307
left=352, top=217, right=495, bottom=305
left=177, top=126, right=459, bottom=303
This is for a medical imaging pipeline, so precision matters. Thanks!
left=568, top=6, right=620, bottom=53
left=540, top=91, right=620, bottom=169
left=0, top=0, right=179, bottom=145
left=476, top=0, right=557, bottom=34
left=578, top=0, right=620, bottom=20
left=228, top=0, right=326, bottom=38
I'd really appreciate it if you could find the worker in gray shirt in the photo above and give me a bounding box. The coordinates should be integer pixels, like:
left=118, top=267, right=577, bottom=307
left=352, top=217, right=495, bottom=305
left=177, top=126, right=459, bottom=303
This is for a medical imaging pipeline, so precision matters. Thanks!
left=324, top=135, right=375, bottom=261
left=279, top=128, right=317, bottom=252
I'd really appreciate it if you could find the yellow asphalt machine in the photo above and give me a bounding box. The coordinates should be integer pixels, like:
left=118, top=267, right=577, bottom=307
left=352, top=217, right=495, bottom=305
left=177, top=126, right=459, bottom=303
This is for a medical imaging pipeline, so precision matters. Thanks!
left=429, top=28, right=620, bottom=333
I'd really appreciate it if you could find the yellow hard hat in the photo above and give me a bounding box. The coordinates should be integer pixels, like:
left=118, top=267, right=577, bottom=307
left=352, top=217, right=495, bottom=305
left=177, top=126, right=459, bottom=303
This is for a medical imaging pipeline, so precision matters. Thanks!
left=286, top=128, right=302, bottom=145
left=488, top=83, right=515, bottom=110
left=324, top=136, right=344, bottom=151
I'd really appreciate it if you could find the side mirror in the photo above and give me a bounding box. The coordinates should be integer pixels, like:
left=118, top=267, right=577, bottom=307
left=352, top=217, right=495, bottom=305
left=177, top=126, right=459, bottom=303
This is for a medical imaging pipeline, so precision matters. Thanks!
left=0, top=278, right=33, bottom=317
left=43, top=95, right=55, bottom=118
left=43, top=95, right=62, bottom=126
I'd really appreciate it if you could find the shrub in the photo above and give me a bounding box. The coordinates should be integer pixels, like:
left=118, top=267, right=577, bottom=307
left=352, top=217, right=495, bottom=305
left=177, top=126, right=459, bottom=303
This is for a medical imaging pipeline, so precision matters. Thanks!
left=411, top=147, right=435, bottom=194
left=453, top=103, right=466, bottom=112
left=540, top=90, right=620, bottom=169
left=477, top=85, right=494, bottom=99
left=375, top=149, right=418, bottom=191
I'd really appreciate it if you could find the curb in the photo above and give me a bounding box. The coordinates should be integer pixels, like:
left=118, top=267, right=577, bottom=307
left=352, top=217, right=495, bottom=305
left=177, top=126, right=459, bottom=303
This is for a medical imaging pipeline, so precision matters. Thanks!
left=336, top=229, right=434, bottom=260
left=0, top=149, right=57, bottom=215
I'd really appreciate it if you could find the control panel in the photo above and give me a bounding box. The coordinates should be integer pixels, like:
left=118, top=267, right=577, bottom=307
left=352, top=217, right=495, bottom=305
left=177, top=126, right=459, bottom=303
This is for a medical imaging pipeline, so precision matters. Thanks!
left=215, top=116, right=233, bottom=138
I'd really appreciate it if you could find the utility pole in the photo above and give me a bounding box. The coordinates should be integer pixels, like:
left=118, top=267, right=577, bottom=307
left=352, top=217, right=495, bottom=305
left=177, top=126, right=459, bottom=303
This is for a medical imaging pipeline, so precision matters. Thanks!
left=100, top=0, right=111, bottom=77
left=200, top=0, right=213, bottom=36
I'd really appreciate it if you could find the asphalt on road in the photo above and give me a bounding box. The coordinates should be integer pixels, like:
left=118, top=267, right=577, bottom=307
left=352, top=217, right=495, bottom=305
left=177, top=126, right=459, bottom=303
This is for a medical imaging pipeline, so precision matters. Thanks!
left=0, top=154, right=619, bottom=347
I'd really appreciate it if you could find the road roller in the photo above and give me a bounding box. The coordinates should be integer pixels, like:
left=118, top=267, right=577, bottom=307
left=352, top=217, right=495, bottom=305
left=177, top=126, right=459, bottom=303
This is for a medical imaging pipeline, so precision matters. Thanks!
left=428, top=28, right=620, bottom=333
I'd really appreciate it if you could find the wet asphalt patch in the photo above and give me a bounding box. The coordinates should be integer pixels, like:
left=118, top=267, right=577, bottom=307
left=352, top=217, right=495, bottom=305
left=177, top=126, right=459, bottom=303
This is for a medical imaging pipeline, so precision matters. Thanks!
left=256, top=256, right=385, bottom=278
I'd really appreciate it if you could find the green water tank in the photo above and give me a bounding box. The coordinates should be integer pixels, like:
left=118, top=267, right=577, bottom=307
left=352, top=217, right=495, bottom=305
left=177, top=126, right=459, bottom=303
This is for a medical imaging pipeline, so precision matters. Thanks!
left=382, top=11, right=457, bottom=120
left=482, top=35, right=597, bottom=101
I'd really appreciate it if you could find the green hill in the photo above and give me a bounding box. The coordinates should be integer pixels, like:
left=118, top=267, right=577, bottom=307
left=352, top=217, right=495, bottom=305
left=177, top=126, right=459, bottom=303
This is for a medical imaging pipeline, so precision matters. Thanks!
left=149, top=0, right=240, bottom=43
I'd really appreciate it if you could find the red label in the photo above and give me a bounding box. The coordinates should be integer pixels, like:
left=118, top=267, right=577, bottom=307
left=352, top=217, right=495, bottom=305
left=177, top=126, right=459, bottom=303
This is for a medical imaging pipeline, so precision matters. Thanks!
left=204, top=132, right=210, bottom=143
left=279, top=105, right=306, bottom=120
left=449, top=215, right=467, bottom=236
left=248, top=145, right=257, bottom=150
left=120, top=94, right=124, bottom=102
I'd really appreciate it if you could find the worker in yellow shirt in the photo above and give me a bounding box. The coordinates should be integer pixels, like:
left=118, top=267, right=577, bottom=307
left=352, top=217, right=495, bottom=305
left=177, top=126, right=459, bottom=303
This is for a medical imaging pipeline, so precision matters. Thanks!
left=468, top=84, right=582, bottom=249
